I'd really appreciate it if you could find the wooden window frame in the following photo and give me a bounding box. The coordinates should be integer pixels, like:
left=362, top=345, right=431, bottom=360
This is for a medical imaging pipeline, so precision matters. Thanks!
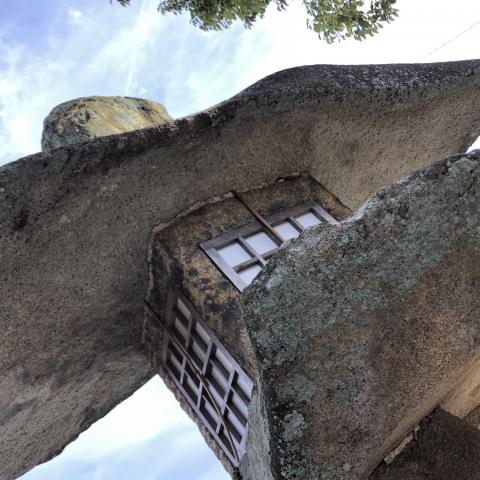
left=200, top=201, right=337, bottom=291
left=147, top=290, right=253, bottom=466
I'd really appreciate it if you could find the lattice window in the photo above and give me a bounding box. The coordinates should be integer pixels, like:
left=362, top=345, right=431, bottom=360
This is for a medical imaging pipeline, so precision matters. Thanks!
left=159, top=290, right=253, bottom=466
left=201, top=201, right=337, bottom=291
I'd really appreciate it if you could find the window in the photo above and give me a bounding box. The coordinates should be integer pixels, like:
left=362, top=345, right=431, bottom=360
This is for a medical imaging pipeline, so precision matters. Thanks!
left=156, top=290, right=253, bottom=466
left=201, top=201, right=337, bottom=291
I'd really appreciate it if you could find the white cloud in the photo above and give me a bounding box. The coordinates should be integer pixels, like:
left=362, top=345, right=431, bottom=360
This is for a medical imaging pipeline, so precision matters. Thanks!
left=19, top=377, right=228, bottom=480
left=1, top=0, right=479, bottom=166
left=470, top=137, right=480, bottom=151
left=3, top=1, right=480, bottom=478
left=60, top=377, right=188, bottom=459
left=68, top=9, right=83, bottom=24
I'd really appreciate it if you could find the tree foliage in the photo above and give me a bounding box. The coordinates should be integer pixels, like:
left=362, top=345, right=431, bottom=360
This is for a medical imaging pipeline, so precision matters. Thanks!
left=114, top=0, right=398, bottom=43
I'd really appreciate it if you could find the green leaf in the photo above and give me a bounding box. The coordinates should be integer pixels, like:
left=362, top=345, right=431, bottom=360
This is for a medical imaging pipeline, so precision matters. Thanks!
left=113, top=0, right=399, bottom=42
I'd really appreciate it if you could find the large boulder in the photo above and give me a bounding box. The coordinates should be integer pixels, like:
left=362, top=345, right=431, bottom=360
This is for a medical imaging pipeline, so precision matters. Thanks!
left=1, top=60, right=480, bottom=480
left=41, top=96, right=172, bottom=152
left=372, top=408, right=480, bottom=480
left=242, top=150, right=480, bottom=479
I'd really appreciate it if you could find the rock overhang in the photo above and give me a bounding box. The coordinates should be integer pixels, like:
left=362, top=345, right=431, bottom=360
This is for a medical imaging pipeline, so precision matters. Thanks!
left=1, top=60, right=480, bottom=479
left=242, top=150, right=480, bottom=479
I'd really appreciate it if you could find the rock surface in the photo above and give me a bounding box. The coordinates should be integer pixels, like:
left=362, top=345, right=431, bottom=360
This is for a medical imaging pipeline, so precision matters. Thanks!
left=243, top=150, right=480, bottom=479
left=41, top=96, right=172, bottom=152
left=372, top=408, right=480, bottom=479
left=1, top=60, right=480, bottom=480
left=144, top=176, right=351, bottom=476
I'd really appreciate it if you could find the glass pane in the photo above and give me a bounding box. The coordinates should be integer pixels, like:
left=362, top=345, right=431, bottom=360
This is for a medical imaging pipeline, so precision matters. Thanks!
left=183, top=378, right=198, bottom=405
left=274, top=221, right=300, bottom=240
left=177, top=297, right=192, bottom=321
left=166, top=346, right=183, bottom=374
left=191, top=330, right=208, bottom=353
left=230, top=392, right=248, bottom=425
left=194, top=321, right=211, bottom=345
left=210, top=365, right=228, bottom=394
left=201, top=397, right=219, bottom=429
left=238, top=264, right=262, bottom=285
left=235, top=374, right=253, bottom=399
left=173, top=316, right=188, bottom=338
left=185, top=373, right=200, bottom=395
left=212, top=351, right=230, bottom=378
left=225, top=410, right=243, bottom=442
left=191, top=341, right=207, bottom=367
left=219, top=427, right=236, bottom=454
left=244, top=231, right=278, bottom=255
left=295, top=211, right=322, bottom=229
left=217, top=242, right=251, bottom=267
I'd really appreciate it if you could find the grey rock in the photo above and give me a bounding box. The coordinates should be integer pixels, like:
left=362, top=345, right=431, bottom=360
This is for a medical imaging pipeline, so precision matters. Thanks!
left=243, top=150, right=480, bottom=479
left=1, top=60, right=480, bottom=479
left=41, top=96, right=172, bottom=153
left=371, top=408, right=480, bottom=479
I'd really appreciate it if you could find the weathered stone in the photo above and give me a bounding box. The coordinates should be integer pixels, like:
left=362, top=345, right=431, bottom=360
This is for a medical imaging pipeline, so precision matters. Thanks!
left=144, top=176, right=351, bottom=476
left=1, top=60, right=480, bottom=480
left=242, top=150, right=480, bottom=479
left=41, top=96, right=172, bottom=153
left=371, top=408, right=480, bottom=479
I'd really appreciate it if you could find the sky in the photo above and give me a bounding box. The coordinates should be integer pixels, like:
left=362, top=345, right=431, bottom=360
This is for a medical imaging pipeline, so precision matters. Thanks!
left=18, top=377, right=227, bottom=480
left=2, top=0, right=480, bottom=479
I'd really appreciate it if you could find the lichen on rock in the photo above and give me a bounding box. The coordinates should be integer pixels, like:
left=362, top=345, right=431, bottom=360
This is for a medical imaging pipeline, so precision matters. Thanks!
left=243, top=150, right=480, bottom=479
left=41, top=96, right=172, bottom=152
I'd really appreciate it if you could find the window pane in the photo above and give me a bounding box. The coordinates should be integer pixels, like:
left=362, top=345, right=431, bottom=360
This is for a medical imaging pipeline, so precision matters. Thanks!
left=244, top=231, right=278, bottom=254
left=177, top=297, right=192, bottom=321
left=184, top=374, right=200, bottom=402
left=193, top=322, right=210, bottom=349
left=214, top=348, right=231, bottom=374
left=191, top=341, right=207, bottom=367
left=238, top=264, right=262, bottom=285
left=295, top=211, right=322, bottom=229
left=225, top=410, right=243, bottom=443
left=173, top=316, right=188, bottom=337
left=274, top=221, right=300, bottom=240
left=166, top=347, right=183, bottom=378
left=235, top=374, right=253, bottom=399
left=217, top=242, right=251, bottom=267
left=210, top=365, right=228, bottom=394
left=230, top=392, right=248, bottom=426
left=201, top=397, right=220, bottom=429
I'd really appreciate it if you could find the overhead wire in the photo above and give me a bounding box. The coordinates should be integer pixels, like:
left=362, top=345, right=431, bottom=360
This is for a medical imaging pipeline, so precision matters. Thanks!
left=419, top=18, right=480, bottom=61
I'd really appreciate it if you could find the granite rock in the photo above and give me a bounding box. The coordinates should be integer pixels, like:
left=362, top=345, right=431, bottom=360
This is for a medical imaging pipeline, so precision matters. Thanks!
left=1, top=60, right=480, bottom=479
left=41, top=96, right=172, bottom=152
left=243, top=150, right=480, bottom=479
left=371, top=408, right=480, bottom=479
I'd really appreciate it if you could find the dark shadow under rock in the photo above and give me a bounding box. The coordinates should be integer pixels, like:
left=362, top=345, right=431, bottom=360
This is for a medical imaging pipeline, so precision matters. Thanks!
left=371, top=408, right=480, bottom=480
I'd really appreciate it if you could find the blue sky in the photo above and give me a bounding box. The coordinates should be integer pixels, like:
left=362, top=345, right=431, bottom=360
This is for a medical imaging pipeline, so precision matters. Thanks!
left=18, top=377, right=228, bottom=480
left=1, top=0, right=479, bottom=167
left=2, top=1, right=480, bottom=479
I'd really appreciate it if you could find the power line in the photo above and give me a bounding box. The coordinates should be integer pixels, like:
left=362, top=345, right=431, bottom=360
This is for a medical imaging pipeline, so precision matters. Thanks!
left=420, top=18, right=480, bottom=61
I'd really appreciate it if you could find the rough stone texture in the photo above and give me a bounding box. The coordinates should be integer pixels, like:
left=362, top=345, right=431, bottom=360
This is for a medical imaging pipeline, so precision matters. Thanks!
left=146, top=176, right=350, bottom=379
left=41, top=96, right=172, bottom=153
left=144, top=176, right=350, bottom=476
left=464, top=403, right=480, bottom=428
left=371, top=408, right=480, bottom=479
left=1, top=60, right=480, bottom=479
left=243, top=150, right=480, bottom=480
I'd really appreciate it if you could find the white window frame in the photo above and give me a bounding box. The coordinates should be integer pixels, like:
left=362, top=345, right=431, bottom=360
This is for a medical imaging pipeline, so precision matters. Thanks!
left=200, top=201, right=337, bottom=291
